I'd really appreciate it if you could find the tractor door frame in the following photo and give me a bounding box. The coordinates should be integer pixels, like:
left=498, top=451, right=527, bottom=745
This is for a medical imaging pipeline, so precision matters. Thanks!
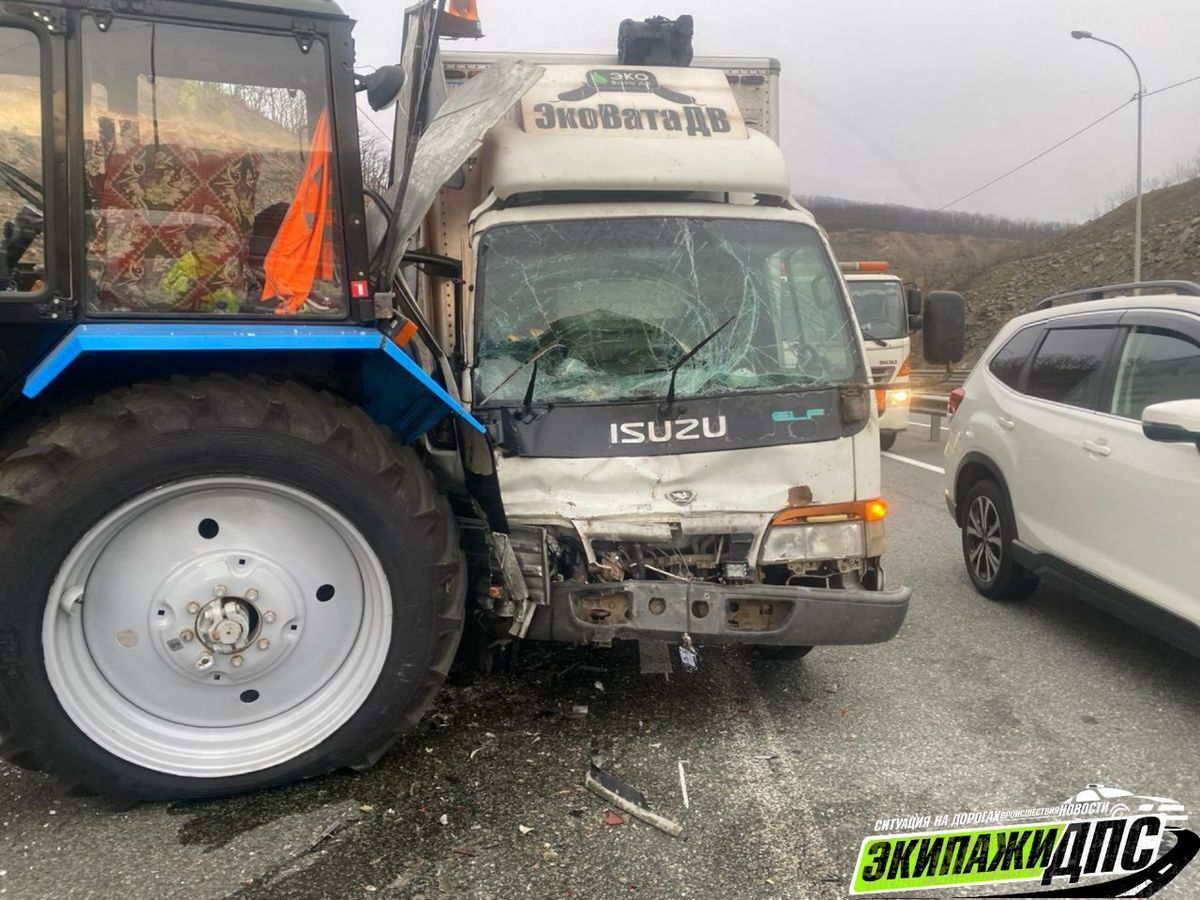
left=0, top=11, right=69, bottom=325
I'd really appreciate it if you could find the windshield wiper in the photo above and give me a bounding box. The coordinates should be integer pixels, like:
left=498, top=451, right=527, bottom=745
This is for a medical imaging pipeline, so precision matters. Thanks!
left=661, top=315, right=736, bottom=412
left=859, top=329, right=888, bottom=347
left=476, top=341, right=563, bottom=408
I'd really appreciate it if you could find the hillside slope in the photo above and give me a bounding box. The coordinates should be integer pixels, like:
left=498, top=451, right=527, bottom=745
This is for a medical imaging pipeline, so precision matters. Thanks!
left=825, top=228, right=1029, bottom=288
left=961, top=177, right=1200, bottom=358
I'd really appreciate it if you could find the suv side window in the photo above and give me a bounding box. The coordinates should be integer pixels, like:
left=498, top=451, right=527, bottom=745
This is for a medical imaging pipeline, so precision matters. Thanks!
left=1025, top=326, right=1115, bottom=408
left=987, top=325, right=1040, bottom=389
left=0, top=24, right=48, bottom=295
left=1110, top=326, right=1200, bottom=420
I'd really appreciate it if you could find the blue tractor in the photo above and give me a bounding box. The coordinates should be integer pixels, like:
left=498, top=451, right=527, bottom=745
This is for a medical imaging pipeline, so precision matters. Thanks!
left=0, top=0, right=504, bottom=801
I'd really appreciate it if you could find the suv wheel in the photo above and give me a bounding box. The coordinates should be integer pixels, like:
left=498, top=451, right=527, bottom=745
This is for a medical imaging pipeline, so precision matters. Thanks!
left=960, top=480, right=1037, bottom=601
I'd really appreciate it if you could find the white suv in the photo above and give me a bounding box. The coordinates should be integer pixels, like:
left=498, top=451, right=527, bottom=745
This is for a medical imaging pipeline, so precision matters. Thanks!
left=943, top=283, right=1200, bottom=647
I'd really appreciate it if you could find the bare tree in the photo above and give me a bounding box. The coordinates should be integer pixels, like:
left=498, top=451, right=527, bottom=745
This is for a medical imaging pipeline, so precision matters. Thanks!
left=359, top=130, right=392, bottom=194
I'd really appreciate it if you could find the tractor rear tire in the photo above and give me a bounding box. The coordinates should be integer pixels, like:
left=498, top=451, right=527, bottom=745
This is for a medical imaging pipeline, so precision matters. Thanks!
left=0, top=375, right=464, bottom=802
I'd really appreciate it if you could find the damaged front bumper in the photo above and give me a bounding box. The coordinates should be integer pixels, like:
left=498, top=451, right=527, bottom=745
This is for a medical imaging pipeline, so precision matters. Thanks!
left=524, top=580, right=910, bottom=647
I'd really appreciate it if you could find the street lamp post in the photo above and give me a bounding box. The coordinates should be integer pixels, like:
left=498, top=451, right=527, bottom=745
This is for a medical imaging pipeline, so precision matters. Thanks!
left=1071, top=29, right=1144, bottom=283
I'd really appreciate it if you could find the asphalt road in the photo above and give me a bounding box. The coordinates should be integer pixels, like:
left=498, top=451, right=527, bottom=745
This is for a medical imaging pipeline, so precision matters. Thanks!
left=2, top=422, right=1198, bottom=900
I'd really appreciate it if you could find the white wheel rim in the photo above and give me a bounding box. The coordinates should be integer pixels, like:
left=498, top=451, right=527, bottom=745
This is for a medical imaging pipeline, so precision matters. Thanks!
left=42, top=477, right=392, bottom=779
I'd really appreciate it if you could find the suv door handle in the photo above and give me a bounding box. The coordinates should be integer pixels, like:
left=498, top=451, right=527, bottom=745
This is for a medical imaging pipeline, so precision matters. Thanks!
left=997, top=416, right=1015, bottom=430
left=1082, top=439, right=1111, bottom=457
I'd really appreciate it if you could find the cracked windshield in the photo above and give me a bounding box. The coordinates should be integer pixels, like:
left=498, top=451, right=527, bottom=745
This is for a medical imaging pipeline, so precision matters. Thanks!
left=474, top=217, right=860, bottom=405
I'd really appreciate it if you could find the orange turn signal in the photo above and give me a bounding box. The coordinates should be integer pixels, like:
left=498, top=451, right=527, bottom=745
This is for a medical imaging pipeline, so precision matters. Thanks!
left=392, top=319, right=419, bottom=348
left=898, top=355, right=911, bottom=377
left=772, top=499, right=888, bottom=526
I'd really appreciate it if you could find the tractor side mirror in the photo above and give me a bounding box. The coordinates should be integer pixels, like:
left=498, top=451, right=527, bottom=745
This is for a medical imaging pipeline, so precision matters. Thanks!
left=922, top=291, right=965, bottom=364
left=356, top=64, right=407, bottom=112
left=905, top=284, right=922, bottom=317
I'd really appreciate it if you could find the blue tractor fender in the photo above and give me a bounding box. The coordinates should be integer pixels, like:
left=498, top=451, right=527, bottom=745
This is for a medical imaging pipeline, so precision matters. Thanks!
left=22, top=323, right=485, bottom=443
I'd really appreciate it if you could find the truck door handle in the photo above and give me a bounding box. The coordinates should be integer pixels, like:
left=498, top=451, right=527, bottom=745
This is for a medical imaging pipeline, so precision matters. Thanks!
left=997, top=416, right=1015, bottom=430
left=1082, top=439, right=1111, bottom=457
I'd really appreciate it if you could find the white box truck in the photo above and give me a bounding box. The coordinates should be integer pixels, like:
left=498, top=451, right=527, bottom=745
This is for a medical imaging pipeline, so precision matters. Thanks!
left=396, top=32, right=963, bottom=660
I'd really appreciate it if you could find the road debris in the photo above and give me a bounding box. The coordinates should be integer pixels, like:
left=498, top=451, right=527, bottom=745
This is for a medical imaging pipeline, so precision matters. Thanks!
left=677, top=761, right=690, bottom=809
left=593, top=681, right=605, bottom=692
left=569, top=704, right=589, bottom=719
left=451, top=848, right=478, bottom=858
left=518, top=824, right=534, bottom=835
left=678, top=633, right=699, bottom=672
left=604, top=809, right=625, bottom=826
left=439, top=813, right=449, bottom=826
left=749, top=753, right=778, bottom=761
left=469, top=746, right=485, bottom=760
left=584, top=765, right=683, bottom=838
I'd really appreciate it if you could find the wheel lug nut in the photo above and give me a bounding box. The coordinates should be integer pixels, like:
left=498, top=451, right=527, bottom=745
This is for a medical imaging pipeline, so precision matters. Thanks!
left=213, top=584, right=227, bottom=598
left=180, top=629, right=195, bottom=643
left=263, top=610, right=276, bottom=624
left=245, top=588, right=259, bottom=602
left=186, top=601, right=200, bottom=615
left=231, top=655, right=244, bottom=668
left=257, top=638, right=270, bottom=651
left=195, top=653, right=214, bottom=671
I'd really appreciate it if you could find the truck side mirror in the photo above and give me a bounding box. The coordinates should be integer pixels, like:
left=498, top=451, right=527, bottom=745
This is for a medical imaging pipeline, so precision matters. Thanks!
left=1142, top=399, right=1200, bottom=450
left=922, top=291, right=965, bottom=364
left=905, top=285, right=922, bottom=317
left=907, top=314, right=923, bottom=333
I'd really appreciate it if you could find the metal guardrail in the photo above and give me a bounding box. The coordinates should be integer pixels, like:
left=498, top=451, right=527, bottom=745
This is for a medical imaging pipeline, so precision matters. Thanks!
left=911, top=392, right=950, bottom=442
left=910, top=367, right=968, bottom=387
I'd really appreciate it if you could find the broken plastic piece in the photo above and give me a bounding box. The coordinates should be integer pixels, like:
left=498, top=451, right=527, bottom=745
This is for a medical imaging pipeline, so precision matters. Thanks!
left=604, top=809, right=625, bottom=826
left=678, top=633, right=699, bottom=673
left=585, top=765, right=683, bottom=838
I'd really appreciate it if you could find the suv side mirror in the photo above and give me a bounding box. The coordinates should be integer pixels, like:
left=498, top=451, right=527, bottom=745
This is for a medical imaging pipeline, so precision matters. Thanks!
left=922, top=291, right=965, bottom=364
left=1142, top=399, right=1200, bottom=450
left=905, top=284, right=922, bottom=317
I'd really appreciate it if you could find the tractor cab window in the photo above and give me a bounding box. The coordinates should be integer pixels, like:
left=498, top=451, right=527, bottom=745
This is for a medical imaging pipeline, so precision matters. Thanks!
left=81, top=17, right=345, bottom=316
left=0, top=26, right=46, bottom=295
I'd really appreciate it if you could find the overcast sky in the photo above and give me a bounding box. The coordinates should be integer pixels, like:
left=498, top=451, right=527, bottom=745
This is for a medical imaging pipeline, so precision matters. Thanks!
left=341, top=0, right=1200, bottom=224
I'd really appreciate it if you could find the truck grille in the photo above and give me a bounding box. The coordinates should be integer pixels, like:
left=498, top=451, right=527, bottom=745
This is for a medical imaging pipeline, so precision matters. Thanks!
left=871, top=364, right=896, bottom=383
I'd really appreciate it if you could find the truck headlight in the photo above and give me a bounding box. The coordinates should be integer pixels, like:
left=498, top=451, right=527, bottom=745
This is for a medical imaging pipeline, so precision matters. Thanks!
left=760, top=520, right=865, bottom=563
left=886, top=389, right=910, bottom=406
left=764, top=498, right=888, bottom=562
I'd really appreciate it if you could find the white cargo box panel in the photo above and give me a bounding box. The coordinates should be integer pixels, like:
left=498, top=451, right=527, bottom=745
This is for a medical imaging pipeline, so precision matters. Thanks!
left=442, top=52, right=780, bottom=141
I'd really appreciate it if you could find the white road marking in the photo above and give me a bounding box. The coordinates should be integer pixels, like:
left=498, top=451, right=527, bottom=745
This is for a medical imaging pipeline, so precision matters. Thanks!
left=882, top=451, right=946, bottom=475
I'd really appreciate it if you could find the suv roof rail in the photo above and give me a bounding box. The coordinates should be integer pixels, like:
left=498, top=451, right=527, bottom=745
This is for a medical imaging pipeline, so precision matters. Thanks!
left=1032, top=280, right=1200, bottom=311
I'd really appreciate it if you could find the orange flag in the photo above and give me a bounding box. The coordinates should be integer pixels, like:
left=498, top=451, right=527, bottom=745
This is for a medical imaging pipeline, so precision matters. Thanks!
left=263, top=110, right=335, bottom=314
